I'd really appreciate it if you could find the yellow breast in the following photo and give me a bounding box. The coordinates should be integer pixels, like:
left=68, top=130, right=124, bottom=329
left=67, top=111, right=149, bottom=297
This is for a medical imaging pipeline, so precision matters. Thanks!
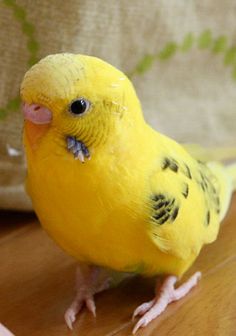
left=24, top=122, right=188, bottom=276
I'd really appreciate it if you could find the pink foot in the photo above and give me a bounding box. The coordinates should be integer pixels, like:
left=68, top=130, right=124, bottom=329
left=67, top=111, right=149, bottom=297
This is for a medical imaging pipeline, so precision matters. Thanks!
left=64, top=265, right=111, bottom=329
left=0, top=323, right=14, bottom=336
left=132, top=271, right=201, bottom=334
left=64, top=294, right=96, bottom=330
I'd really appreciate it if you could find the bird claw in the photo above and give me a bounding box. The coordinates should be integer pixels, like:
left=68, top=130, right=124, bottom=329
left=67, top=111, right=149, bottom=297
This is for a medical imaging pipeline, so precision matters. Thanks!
left=64, top=307, right=77, bottom=330
left=66, top=136, right=90, bottom=162
left=85, top=296, right=96, bottom=317
left=132, top=316, right=149, bottom=334
left=64, top=296, right=96, bottom=330
left=132, top=272, right=201, bottom=334
left=132, top=299, right=155, bottom=320
left=64, top=265, right=111, bottom=330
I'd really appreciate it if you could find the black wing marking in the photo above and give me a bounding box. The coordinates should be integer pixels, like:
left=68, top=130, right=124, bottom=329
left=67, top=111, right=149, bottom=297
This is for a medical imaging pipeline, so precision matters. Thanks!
left=162, top=157, right=179, bottom=173
left=151, top=194, right=179, bottom=225
left=182, top=183, right=189, bottom=199
left=160, top=156, right=221, bottom=228
left=196, top=161, right=221, bottom=217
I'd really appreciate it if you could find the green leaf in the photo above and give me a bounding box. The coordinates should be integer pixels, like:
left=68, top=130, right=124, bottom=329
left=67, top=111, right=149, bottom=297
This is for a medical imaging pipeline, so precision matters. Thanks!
left=28, top=56, right=38, bottom=66
left=224, top=47, right=236, bottom=65
left=212, top=36, right=227, bottom=53
left=198, top=30, right=212, bottom=49
left=136, top=54, right=155, bottom=74
left=158, top=42, right=177, bottom=60
left=0, top=109, right=7, bottom=119
left=2, top=0, right=15, bottom=6
left=13, top=6, right=26, bottom=20
left=232, top=66, right=236, bottom=80
left=22, top=22, right=35, bottom=35
left=6, top=97, right=21, bottom=111
left=181, top=33, right=194, bottom=52
left=27, top=39, right=39, bottom=53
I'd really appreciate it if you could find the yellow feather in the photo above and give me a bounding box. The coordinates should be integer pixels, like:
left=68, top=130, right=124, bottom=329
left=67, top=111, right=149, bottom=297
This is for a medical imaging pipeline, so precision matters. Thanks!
left=21, top=53, right=235, bottom=278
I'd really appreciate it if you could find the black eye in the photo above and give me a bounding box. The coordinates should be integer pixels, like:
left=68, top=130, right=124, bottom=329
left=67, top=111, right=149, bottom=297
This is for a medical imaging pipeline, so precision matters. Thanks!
left=70, top=98, right=90, bottom=115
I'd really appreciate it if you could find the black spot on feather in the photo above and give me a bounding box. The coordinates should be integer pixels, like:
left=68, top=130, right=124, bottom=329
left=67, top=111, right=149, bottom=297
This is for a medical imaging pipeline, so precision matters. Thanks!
left=153, top=200, right=170, bottom=210
left=171, top=207, right=179, bottom=221
left=152, top=209, right=166, bottom=221
left=206, top=210, right=211, bottom=226
left=151, top=194, right=180, bottom=225
left=162, top=158, right=170, bottom=170
left=158, top=213, right=171, bottom=225
left=197, top=165, right=221, bottom=215
left=162, top=157, right=179, bottom=173
left=184, top=164, right=192, bottom=179
left=170, top=162, right=179, bottom=173
left=182, top=184, right=189, bottom=198
left=152, top=194, right=165, bottom=202
left=211, top=184, right=217, bottom=195
left=200, top=172, right=208, bottom=190
left=200, top=181, right=206, bottom=191
left=197, top=160, right=205, bottom=165
left=215, top=196, right=220, bottom=213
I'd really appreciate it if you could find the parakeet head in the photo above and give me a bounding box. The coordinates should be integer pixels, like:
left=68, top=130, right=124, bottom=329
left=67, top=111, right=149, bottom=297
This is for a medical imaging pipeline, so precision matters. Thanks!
left=21, top=53, right=143, bottom=150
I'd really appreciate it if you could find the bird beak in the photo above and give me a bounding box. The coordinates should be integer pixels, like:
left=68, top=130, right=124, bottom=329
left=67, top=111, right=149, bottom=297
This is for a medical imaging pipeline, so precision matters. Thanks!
left=22, top=103, right=52, bottom=125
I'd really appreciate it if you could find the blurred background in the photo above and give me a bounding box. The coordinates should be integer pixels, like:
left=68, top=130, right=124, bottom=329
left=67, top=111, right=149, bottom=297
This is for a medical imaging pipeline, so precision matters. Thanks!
left=0, top=0, right=236, bottom=210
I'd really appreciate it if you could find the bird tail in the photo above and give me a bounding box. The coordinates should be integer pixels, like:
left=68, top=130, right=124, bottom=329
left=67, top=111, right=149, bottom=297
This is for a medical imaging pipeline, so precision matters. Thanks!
left=227, top=163, right=236, bottom=191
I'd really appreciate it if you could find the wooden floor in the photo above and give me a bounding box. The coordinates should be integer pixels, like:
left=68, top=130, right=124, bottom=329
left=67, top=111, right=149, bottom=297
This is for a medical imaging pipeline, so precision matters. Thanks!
left=0, top=195, right=236, bottom=336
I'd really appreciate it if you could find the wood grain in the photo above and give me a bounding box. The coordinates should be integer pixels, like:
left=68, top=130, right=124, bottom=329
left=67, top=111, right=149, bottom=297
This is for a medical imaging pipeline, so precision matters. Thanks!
left=0, top=194, right=236, bottom=336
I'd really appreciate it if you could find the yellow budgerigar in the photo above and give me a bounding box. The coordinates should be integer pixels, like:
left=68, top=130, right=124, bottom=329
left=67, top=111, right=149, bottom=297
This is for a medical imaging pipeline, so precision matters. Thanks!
left=20, top=53, right=236, bottom=333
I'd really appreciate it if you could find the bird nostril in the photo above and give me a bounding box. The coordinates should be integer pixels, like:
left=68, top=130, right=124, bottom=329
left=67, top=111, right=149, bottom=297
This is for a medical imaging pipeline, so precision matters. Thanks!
left=34, top=105, right=41, bottom=111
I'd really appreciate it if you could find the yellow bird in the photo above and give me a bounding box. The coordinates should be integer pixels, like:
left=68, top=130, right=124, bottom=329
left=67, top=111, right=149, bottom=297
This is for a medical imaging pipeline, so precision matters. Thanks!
left=20, top=53, right=236, bottom=333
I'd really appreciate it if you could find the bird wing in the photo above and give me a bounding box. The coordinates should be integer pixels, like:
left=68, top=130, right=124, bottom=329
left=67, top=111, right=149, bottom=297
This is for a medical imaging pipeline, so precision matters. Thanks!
left=147, top=154, right=223, bottom=261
